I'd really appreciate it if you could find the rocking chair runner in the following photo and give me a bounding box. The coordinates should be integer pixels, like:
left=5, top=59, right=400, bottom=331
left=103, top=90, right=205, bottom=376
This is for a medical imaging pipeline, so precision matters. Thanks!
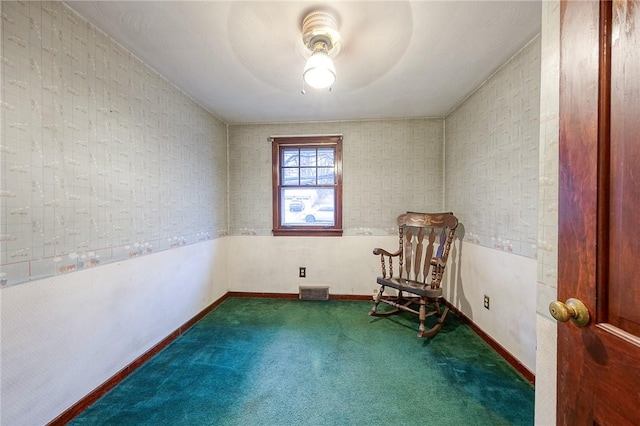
left=370, top=212, right=458, bottom=337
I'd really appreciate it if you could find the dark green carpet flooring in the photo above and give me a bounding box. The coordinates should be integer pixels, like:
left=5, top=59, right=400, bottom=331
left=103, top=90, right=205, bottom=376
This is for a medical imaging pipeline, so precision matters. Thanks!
left=70, top=298, right=534, bottom=425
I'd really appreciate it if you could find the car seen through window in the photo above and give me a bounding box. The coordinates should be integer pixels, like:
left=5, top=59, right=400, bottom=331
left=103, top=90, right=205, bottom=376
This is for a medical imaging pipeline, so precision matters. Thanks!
left=303, top=205, right=334, bottom=224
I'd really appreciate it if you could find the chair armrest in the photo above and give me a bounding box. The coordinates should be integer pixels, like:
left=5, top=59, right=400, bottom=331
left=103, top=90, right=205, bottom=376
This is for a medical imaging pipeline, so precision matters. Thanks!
left=429, top=257, right=447, bottom=288
left=430, top=257, right=445, bottom=267
left=373, top=248, right=401, bottom=257
left=373, top=248, right=402, bottom=279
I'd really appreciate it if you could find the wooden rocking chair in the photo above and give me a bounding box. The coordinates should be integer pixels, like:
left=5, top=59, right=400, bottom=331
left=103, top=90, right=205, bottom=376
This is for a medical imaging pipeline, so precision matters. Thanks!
left=370, top=212, right=458, bottom=337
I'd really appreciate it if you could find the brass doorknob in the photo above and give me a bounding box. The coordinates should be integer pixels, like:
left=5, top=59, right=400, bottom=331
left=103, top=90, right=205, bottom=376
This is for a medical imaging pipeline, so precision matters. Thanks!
left=549, top=298, right=590, bottom=327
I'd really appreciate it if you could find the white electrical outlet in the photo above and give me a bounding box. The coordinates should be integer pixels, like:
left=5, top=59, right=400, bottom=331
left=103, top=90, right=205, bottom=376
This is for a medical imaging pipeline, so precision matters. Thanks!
left=483, top=295, right=490, bottom=310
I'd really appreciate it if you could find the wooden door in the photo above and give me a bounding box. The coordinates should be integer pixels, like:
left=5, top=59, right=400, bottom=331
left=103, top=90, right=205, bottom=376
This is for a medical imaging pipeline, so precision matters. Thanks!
left=558, top=0, right=640, bottom=423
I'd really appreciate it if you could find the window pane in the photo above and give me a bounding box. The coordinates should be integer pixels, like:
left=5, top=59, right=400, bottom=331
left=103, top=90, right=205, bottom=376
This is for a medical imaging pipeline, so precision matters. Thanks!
left=282, top=149, right=299, bottom=166
left=300, top=167, right=317, bottom=185
left=300, top=148, right=316, bottom=166
left=281, top=187, right=335, bottom=226
left=317, top=148, right=334, bottom=166
left=317, top=167, right=335, bottom=184
left=282, top=168, right=299, bottom=186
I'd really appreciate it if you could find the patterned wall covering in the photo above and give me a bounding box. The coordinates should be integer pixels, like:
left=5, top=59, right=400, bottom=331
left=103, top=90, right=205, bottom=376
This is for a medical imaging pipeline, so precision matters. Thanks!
left=445, top=37, right=541, bottom=259
left=0, top=1, right=228, bottom=288
left=536, top=1, right=559, bottom=317
left=228, top=119, right=444, bottom=236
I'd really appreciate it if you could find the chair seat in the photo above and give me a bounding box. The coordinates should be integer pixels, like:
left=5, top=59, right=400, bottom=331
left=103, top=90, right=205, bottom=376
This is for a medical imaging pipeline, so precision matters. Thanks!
left=376, top=277, right=443, bottom=299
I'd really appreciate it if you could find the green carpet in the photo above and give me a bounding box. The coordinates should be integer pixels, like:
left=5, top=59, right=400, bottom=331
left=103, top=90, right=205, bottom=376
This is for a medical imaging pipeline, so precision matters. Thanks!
left=70, top=298, right=534, bottom=425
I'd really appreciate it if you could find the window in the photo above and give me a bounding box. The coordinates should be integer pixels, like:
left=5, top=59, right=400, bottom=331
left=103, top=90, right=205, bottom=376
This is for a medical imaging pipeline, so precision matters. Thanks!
left=272, top=135, right=343, bottom=236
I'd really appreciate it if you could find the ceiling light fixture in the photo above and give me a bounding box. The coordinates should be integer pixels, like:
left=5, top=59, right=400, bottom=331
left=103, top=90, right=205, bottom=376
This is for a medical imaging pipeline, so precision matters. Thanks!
left=301, top=11, right=340, bottom=92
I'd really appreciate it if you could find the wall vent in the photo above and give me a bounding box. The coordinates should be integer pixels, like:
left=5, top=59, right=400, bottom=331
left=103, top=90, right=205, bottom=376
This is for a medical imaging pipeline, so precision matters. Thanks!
left=299, top=286, right=329, bottom=300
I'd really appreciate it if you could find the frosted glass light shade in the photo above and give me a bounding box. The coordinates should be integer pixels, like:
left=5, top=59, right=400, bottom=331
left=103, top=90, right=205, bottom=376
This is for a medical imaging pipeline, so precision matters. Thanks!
left=303, top=50, right=336, bottom=89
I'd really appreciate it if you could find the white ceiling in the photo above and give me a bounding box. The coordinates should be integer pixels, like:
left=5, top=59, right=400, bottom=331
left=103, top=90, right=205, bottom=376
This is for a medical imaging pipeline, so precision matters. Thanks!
left=63, top=1, right=541, bottom=125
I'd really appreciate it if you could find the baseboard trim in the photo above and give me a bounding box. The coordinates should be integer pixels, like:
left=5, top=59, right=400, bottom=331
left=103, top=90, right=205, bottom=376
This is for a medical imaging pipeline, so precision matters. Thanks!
left=444, top=301, right=535, bottom=385
left=226, top=291, right=298, bottom=299
left=329, top=294, right=371, bottom=301
left=49, top=292, right=532, bottom=425
left=226, top=291, right=372, bottom=301
left=47, top=292, right=231, bottom=426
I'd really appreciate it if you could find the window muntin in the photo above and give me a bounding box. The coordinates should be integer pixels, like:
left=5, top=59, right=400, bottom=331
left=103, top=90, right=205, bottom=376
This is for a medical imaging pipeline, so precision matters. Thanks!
left=272, top=136, right=342, bottom=236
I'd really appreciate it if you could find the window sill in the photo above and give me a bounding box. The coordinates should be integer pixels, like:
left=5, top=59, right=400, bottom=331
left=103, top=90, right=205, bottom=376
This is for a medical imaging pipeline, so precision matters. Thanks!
left=272, top=228, right=343, bottom=237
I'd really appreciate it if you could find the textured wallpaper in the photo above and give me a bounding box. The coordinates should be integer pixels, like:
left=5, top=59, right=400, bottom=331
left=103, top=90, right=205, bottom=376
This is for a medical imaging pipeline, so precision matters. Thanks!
left=1, top=0, right=541, bottom=288
left=228, top=119, right=445, bottom=236
left=537, top=1, right=559, bottom=317
left=0, top=1, right=228, bottom=287
left=445, top=36, right=541, bottom=259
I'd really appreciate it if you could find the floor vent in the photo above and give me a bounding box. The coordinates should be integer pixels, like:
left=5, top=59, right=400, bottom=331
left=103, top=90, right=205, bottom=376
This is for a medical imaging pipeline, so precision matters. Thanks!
left=299, top=286, right=329, bottom=300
